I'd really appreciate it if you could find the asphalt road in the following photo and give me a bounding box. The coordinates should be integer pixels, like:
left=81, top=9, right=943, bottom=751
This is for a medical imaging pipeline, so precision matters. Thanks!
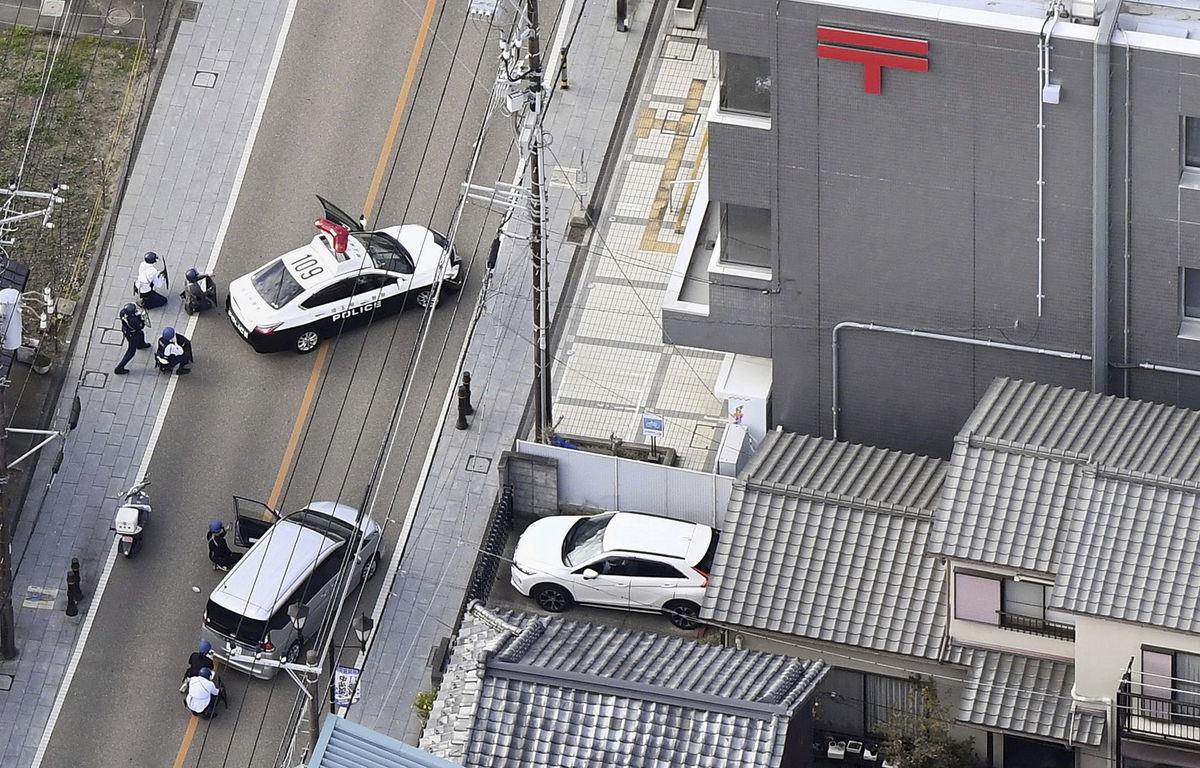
left=37, top=0, right=522, bottom=765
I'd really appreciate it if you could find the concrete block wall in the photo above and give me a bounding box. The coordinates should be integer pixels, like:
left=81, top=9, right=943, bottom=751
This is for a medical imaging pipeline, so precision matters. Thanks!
left=499, top=451, right=558, bottom=518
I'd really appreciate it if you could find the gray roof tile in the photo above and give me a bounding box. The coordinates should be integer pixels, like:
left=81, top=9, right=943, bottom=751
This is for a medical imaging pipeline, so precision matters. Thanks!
left=954, top=647, right=1106, bottom=746
left=931, top=378, right=1200, bottom=631
left=421, top=604, right=828, bottom=768
left=313, top=715, right=462, bottom=768
left=704, top=432, right=948, bottom=659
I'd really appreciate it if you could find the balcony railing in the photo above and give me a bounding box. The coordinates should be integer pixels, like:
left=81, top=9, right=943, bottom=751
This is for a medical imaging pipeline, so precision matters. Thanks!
left=997, top=611, right=1076, bottom=641
left=1118, top=673, right=1200, bottom=745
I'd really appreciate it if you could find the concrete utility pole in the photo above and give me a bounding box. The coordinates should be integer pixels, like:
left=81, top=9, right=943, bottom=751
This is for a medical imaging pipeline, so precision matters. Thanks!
left=0, top=382, right=12, bottom=659
left=523, top=0, right=553, bottom=443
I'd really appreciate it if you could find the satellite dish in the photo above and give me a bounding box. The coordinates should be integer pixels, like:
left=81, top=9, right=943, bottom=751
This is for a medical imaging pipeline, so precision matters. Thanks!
left=0, top=288, right=22, bottom=352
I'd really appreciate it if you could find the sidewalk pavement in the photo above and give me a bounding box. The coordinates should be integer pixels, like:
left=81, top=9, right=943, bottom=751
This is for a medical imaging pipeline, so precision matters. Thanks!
left=550, top=22, right=722, bottom=471
left=350, top=0, right=724, bottom=745
left=0, top=0, right=288, bottom=763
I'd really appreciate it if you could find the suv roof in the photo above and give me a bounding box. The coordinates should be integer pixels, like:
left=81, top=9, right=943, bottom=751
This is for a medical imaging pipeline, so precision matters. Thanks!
left=603, top=512, right=713, bottom=564
left=210, top=519, right=340, bottom=621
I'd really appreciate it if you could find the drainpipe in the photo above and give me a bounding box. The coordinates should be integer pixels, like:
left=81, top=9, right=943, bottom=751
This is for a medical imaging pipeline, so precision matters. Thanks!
left=1121, top=36, right=1132, bottom=395
left=1136, top=361, right=1200, bottom=378
left=1036, top=2, right=1064, bottom=318
left=1092, top=0, right=1118, bottom=394
left=830, top=321, right=1091, bottom=440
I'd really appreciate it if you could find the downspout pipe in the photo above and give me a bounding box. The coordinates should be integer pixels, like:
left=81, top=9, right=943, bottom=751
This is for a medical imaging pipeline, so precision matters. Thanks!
left=1036, top=3, right=1063, bottom=317
left=830, top=321, right=1091, bottom=440
left=1092, top=0, right=1119, bottom=393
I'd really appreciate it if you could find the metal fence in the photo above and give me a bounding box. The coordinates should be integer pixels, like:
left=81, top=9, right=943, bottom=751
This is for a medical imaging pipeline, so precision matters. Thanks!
left=516, top=440, right=733, bottom=527
left=465, top=485, right=515, bottom=604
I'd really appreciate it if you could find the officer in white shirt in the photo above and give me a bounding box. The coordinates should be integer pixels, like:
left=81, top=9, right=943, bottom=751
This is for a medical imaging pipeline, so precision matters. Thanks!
left=136, top=251, right=167, bottom=309
left=184, top=667, right=222, bottom=719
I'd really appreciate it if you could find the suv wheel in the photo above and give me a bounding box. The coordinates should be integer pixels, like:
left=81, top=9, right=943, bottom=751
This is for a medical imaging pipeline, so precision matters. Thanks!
left=285, top=638, right=303, bottom=663
left=358, top=551, right=381, bottom=587
left=665, top=601, right=701, bottom=630
left=415, top=288, right=433, bottom=309
left=532, top=583, right=572, bottom=613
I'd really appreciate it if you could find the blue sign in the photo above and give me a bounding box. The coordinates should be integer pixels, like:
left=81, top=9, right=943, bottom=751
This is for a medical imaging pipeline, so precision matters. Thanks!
left=642, top=414, right=665, bottom=438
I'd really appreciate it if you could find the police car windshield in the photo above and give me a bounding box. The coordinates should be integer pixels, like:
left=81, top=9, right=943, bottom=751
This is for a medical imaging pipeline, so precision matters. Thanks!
left=356, top=232, right=414, bottom=275
left=251, top=259, right=304, bottom=309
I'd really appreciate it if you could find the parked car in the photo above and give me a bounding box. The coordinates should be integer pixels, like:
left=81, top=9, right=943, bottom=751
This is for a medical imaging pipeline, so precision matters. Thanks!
left=226, top=195, right=462, bottom=353
left=509, top=510, right=718, bottom=629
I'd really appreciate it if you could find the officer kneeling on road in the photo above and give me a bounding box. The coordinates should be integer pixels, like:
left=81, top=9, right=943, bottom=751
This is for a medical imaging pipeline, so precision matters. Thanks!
left=184, top=667, right=223, bottom=719
left=155, top=327, right=193, bottom=375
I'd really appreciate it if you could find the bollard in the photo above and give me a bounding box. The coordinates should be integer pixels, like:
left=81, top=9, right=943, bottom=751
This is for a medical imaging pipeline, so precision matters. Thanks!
left=70, top=557, right=84, bottom=601
left=462, top=371, right=475, bottom=416
left=559, top=48, right=569, bottom=90
left=65, top=571, right=79, bottom=617
left=456, top=385, right=471, bottom=430
left=616, top=0, right=628, bottom=32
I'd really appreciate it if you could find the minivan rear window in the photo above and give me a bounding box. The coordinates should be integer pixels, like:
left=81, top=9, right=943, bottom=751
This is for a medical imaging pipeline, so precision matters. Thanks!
left=205, top=599, right=287, bottom=646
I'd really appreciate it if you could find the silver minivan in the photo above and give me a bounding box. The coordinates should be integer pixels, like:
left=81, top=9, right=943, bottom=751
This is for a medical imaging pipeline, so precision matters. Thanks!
left=200, top=498, right=382, bottom=679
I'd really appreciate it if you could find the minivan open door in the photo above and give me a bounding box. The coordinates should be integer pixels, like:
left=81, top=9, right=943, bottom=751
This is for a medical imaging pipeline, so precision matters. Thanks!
left=232, top=496, right=279, bottom=547
left=316, top=195, right=365, bottom=232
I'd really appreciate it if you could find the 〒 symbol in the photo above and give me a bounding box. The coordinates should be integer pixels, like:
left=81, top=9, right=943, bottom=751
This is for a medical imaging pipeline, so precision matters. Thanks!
left=817, top=26, right=929, bottom=95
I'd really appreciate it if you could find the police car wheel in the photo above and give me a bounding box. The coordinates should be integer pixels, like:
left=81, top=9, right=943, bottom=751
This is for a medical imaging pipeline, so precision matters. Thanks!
left=294, top=330, right=320, bottom=354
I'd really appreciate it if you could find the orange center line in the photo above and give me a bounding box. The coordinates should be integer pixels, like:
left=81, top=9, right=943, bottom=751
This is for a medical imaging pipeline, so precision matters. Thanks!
left=268, top=341, right=330, bottom=511
left=362, top=0, right=440, bottom=220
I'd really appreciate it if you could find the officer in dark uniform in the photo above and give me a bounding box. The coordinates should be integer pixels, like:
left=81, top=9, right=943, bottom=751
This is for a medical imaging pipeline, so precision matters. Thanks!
left=114, top=303, right=151, bottom=375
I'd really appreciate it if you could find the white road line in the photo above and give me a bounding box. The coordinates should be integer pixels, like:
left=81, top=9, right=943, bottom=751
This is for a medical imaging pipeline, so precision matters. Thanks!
left=29, top=0, right=301, bottom=762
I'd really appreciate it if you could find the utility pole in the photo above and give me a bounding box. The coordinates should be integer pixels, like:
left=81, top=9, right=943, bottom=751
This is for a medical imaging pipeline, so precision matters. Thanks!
left=0, top=183, right=66, bottom=660
left=302, top=648, right=321, bottom=758
left=524, top=0, right=553, bottom=443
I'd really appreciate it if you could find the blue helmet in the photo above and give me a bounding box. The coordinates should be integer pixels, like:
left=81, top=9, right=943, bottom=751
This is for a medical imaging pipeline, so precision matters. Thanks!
left=198, top=640, right=211, bottom=654
left=143, top=251, right=158, bottom=263
left=198, top=667, right=212, bottom=679
left=122, top=303, right=137, bottom=315
left=162, top=327, right=175, bottom=341
left=186, top=268, right=200, bottom=283
left=208, top=520, right=223, bottom=533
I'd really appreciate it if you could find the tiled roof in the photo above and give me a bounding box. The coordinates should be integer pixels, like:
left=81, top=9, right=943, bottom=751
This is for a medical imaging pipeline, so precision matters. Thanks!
left=1052, top=473, right=1200, bottom=633
left=312, top=715, right=462, bottom=768
left=703, top=431, right=948, bottom=659
left=931, top=377, right=1200, bottom=631
left=954, top=647, right=1106, bottom=746
left=420, top=604, right=827, bottom=768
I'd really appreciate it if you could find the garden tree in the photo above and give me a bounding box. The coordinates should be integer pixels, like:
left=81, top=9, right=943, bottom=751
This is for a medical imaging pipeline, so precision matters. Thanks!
left=879, top=678, right=977, bottom=768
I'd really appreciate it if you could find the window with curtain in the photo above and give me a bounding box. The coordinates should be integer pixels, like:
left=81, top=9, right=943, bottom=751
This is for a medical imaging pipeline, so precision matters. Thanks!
left=954, top=572, right=1000, bottom=624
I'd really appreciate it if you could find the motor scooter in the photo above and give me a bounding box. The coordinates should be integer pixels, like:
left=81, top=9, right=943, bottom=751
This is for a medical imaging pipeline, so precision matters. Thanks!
left=111, top=480, right=151, bottom=558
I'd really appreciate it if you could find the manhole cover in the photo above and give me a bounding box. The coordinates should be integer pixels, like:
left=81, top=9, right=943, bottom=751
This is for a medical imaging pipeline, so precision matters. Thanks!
left=106, top=8, right=132, bottom=25
left=179, top=0, right=200, bottom=21
left=193, top=71, right=218, bottom=88
left=466, top=455, right=492, bottom=474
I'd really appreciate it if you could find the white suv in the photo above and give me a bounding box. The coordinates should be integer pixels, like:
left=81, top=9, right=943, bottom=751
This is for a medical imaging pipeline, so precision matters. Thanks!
left=509, top=511, right=718, bottom=629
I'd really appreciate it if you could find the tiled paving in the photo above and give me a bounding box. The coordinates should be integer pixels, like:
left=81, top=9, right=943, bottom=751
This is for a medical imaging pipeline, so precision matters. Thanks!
left=0, top=0, right=289, bottom=764
left=551, top=24, right=725, bottom=471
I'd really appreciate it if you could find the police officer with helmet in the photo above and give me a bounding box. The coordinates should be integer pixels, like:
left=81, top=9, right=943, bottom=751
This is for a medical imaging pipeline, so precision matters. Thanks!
left=114, top=303, right=151, bottom=375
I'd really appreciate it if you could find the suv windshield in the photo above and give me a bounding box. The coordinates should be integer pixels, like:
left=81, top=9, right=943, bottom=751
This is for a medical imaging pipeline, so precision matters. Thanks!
left=251, top=258, right=304, bottom=309
left=562, top=514, right=613, bottom=567
left=286, top=508, right=357, bottom=543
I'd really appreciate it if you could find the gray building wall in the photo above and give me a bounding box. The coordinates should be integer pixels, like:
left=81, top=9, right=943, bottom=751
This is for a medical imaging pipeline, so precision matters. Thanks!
left=668, top=0, right=1200, bottom=457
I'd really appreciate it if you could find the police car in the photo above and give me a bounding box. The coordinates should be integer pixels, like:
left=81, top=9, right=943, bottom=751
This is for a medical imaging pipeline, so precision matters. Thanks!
left=226, top=196, right=463, bottom=353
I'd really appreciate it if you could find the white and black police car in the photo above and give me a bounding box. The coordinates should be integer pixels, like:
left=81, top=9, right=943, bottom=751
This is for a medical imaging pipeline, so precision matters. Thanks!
left=226, top=196, right=463, bottom=353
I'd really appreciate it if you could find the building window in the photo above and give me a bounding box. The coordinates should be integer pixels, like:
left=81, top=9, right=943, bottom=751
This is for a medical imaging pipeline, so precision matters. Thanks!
left=813, top=669, right=925, bottom=740
left=1184, top=268, right=1200, bottom=320
left=719, top=203, right=772, bottom=268
left=954, top=572, right=999, bottom=624
left=1140, top=648, right=1200, bottom=724
left=954, top=572, right=1073, bottom=639
left=1186, top=117, right=1200, bottom=168
left=719, top=52, right=771, bottom=116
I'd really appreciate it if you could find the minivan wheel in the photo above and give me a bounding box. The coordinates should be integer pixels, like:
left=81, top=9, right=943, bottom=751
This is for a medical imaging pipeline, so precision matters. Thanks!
left=665, top=601, right=701, bottom=630
left=285, top=639, right=303, bottom=663
left=294, top=330, right=320, bottom=354
left=359, top=551, right=381, bottom=586
left=532, top=584, right=572, bottom=613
